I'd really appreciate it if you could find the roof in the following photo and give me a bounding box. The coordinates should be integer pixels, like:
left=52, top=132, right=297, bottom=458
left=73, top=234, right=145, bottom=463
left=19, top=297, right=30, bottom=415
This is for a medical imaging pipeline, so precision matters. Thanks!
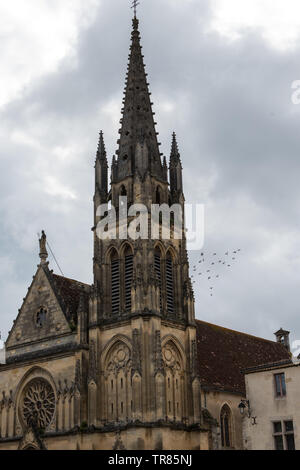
left=52, top=274, right=90, bottom=323
left=196, top=320, right=291, bottom=395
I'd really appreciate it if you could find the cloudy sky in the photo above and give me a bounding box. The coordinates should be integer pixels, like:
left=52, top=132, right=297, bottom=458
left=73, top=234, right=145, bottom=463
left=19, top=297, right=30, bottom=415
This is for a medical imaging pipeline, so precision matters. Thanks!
left=1, top=0, right=300, bottom=352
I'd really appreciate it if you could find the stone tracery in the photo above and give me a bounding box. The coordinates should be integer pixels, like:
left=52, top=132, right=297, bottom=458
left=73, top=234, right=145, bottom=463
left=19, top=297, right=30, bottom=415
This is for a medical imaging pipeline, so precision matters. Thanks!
left=21, top=378, right=55, bottom=429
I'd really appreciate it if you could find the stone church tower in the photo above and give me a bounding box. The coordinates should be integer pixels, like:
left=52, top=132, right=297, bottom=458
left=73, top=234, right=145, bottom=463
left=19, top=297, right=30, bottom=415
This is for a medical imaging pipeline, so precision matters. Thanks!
left=90, top=15, right=203, bottom=442
left=91, top=14, right=200, bottom=431
left=0, top=14, right=209, bottom=450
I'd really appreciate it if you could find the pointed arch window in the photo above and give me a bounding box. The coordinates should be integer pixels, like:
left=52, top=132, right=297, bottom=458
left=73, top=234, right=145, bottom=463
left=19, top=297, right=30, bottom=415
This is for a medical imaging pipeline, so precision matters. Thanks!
left=166, top=252, right=174, bottom=315
left=124, top=246, right=133, bottom=312
left=156, top=186, right=162, bottom=205
left=154, top=247, right=162, bottom=312
left=111, top=250, right=120, bottom=315
left=220, top=404, right=233, bottom=449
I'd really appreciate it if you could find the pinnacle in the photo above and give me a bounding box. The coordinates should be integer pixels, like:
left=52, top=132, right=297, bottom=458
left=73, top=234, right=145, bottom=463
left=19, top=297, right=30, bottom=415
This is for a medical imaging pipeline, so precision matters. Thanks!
left=97, top=130, right=107, bottom=161
left=170, top=132, right=181, bottom=162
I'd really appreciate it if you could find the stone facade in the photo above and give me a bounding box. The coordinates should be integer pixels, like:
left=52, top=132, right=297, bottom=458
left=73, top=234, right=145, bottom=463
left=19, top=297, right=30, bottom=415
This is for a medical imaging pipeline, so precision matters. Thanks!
left=243, top=358, right=299, bottom=450
left=0, top=14, right=291, bottom=451
left=0, top=15, right=209, bottom=451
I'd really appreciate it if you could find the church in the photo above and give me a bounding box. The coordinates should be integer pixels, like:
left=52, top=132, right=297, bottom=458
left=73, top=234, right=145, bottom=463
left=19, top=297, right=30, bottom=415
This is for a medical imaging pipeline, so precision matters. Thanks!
left=0, top=13, right=290, bottom=450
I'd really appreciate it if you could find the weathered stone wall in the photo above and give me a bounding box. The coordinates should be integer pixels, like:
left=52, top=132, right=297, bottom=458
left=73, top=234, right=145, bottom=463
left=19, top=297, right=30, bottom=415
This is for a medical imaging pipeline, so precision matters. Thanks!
left=202, top=389, right=244, bottom=450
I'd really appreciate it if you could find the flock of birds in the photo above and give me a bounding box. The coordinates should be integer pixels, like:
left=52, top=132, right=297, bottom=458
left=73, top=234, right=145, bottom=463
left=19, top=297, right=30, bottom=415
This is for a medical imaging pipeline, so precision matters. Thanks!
left=190, top=249, right=242, bottom=297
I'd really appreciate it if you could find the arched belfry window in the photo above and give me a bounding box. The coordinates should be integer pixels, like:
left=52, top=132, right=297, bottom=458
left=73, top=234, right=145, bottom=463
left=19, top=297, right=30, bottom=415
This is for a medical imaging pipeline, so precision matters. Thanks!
left=220, top=404, right=233, bottom=449
left=154, top=247, right=162, bottom=312
left=110, top=249, right=120, bottom=315
left=124, top=245, right=133, bottom=312
left=166, top=252, right=175, bottom=315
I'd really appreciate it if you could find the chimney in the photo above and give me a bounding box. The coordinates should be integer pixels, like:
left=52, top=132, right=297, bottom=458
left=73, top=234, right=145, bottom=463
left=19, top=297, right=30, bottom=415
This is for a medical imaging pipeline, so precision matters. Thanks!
left=274, top=328, right=290, bottom=352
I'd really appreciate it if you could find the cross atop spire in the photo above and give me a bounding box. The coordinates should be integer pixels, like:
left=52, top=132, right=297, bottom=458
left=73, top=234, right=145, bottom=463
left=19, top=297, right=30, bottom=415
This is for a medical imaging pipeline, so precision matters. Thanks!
left=131, top=0, right=140, bottom=19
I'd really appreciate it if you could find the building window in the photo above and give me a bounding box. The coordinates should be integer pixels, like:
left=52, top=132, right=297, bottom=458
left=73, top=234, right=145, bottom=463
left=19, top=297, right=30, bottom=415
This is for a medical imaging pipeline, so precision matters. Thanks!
left=111, top=251, right=120, bottom=315
left=124, top=248, right=133, bottom=312
left=166, top=252, right=175, bottom=315
left=274, top=373, right=286, bottom=397
left=273, top=421, right=295, bottom=450
left=36, top=307, right=47, bottom=328
left=220, top=404, right=233, bottom=449
left=154, top=248, right=162, bottom=312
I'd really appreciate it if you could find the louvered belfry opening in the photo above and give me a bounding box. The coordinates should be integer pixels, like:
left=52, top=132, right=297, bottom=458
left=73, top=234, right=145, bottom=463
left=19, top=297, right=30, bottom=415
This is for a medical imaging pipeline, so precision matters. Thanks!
left=124, top=246, right=133, bottom=312
left=166, top=252, right=174, bottom=315
left=111, top=250, right=120, bottom=315
left=154, top=248, right=162, bottom=312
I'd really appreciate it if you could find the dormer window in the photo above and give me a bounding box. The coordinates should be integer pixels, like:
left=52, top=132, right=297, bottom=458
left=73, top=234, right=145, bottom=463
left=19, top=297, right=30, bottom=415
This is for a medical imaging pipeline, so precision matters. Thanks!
left=36, top=307, right=47, bottom=328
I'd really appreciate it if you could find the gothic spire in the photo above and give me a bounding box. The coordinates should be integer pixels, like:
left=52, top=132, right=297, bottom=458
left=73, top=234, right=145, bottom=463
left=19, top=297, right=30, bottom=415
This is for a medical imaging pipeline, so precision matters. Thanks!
left=97, top=130, right=107, bottom=162
left=169, top=132, right=183, bottom=194
left=170, top=132, right=182, bottom=165
left=115, top=17, right=164, bottom=181
left=95, top=130, right=108, bottom=197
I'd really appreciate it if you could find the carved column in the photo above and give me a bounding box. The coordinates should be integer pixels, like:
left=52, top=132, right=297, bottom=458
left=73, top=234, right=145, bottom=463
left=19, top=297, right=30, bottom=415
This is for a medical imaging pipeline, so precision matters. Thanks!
left=154, top=331, right=165, bottom=421
left=131, top=329, right=142, bottom=421
left=88, top=340, right=98, bottom=426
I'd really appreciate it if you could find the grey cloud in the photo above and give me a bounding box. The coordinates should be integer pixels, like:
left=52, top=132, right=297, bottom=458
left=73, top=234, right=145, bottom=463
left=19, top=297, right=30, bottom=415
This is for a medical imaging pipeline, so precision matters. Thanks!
left=0, top=0, right=300, bottom=351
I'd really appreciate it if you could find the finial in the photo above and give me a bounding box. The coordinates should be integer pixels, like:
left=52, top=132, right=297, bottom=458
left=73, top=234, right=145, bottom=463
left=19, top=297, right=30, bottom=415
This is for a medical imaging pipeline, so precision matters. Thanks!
left=97, top=130, right=107, bottom=160
left=131, top=0, right=140, bottom=19
left=171, top=132, right=179, bottom=156
left=39, top=230, right=48, bottom=264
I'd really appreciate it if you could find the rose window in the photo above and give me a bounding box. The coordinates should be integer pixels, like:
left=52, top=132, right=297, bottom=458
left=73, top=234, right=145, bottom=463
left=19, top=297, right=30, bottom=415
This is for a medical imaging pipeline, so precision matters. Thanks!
left=21, top=378, right=55, bottom=429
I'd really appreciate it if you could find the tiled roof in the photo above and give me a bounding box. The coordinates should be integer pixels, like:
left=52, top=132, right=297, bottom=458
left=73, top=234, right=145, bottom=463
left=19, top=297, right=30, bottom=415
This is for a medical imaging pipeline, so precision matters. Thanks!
left=52, top=274, right=90, bottom=322
left=196, top=320, right=291, bottom=395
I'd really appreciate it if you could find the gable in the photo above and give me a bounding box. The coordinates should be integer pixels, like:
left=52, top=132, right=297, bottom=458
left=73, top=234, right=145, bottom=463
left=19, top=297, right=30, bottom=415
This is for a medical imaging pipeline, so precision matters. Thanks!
left=6, top=266, right=73, bottom=350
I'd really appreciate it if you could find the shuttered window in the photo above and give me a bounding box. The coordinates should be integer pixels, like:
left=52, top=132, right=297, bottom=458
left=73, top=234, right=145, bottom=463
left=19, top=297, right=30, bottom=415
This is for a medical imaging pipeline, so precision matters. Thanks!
left=111, top=259, right=120, bottom=315
left=125, top=254, right=133, bottom=311
left=166, top=255, right=174, bottom=314
left=154, top=252, right=162, bottom=311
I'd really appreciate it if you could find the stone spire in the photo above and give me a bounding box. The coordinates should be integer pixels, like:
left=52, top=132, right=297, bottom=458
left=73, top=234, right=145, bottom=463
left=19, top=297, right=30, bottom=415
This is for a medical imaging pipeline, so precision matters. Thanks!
left=169, top=132, right=183, bottom=194
left=115, top=17, right=164, bottom=181
left=95, top=130, right=108, bottom=197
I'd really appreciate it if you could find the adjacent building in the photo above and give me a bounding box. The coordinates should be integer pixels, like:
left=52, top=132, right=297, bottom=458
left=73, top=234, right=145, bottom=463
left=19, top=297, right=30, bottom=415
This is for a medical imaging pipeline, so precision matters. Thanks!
left=242, top=331, right=298, bottom=450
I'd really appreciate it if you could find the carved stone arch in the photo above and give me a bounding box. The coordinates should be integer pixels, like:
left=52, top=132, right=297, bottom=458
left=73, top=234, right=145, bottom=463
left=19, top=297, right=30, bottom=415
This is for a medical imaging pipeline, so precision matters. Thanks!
left=105, top=245, right=120, bottom=264
left=161, top=335, right=186, bottom=369
left=120, top=241, right=134, bottom=257
left=154, top=241, right=166, bottom=258
left=101, top=336, right=133, bottom=423
left=165, top=246, right=177, bottom=263
left=101, top=334, right=132, bottom=369
left=15, top=367, right=57, bottom=433
left=161, top=337, right=185, bottom=422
